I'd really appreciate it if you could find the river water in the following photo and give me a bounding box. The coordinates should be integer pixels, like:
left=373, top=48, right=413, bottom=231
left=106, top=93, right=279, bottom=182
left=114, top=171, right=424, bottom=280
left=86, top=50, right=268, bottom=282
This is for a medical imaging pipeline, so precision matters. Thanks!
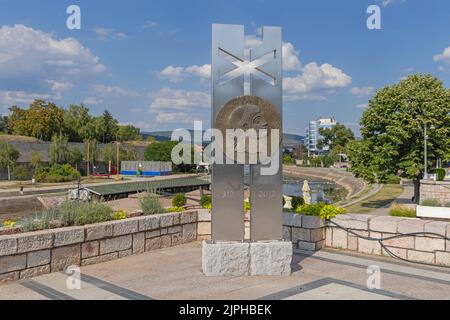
left=283, top=175, right=347, bottom=204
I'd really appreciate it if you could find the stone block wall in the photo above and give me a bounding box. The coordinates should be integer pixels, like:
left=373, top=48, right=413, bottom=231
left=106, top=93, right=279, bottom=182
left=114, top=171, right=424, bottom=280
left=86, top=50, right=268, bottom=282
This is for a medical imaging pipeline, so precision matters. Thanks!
left=327, top=214, right=450, bottom=267
left=0, top=211, right=198, bottom=283
left=420, top=179, right=450, bottom=205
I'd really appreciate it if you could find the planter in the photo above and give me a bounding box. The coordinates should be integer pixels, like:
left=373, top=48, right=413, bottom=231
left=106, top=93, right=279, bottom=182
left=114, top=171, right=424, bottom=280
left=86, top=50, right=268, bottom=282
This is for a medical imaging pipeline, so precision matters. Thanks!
left=416, top=205, right=450, bottom=219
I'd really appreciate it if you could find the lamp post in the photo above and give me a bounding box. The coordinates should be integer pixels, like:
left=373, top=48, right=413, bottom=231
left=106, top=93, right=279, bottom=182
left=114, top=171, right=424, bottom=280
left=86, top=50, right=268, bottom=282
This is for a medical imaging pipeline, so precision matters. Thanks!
left=423, top=123, right=435, bottom=180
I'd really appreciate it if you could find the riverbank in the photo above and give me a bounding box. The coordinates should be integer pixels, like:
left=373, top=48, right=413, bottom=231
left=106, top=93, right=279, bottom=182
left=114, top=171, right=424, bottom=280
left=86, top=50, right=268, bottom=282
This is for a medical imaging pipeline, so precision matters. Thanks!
left=283, top=166, right=369, bottom=204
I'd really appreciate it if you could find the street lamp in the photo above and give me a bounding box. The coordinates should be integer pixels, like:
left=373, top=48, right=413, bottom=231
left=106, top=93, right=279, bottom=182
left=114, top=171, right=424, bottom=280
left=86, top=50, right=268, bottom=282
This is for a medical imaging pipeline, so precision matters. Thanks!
left=423, top=123, right=435, bottom=180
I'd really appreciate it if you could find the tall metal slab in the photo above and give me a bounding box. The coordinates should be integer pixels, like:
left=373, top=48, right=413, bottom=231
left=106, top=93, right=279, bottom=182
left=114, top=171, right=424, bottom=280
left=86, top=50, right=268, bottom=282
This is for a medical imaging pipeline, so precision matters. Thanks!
left=250, top=26, right=283, bottom=241
left=211, top=24, right=245, bottom=241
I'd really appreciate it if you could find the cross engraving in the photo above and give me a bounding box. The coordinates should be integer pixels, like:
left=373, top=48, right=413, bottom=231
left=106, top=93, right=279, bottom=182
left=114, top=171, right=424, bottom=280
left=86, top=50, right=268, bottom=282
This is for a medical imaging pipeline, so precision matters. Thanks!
left=218, top=47, right=277, bottom=86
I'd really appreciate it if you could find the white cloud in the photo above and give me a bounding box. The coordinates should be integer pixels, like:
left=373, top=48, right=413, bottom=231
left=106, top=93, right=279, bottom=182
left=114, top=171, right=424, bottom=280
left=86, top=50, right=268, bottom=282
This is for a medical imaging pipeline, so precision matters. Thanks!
left=149, top=88, right=209, bottom=112
left=356, top=103, right=368, bottom=109
left=284, top=62, right=352, bottom=95
left=185, top=64, right=211, bottom=78
left=94, top=27, right=128, bottom=41
left=83, top=97, right=103, bottom=105
left=92, top=85, right=140, bottom=97
left=156, top=66, right=185, bottom=82
left=1, top=90, right=61, bottom=108
left=45, top=80, right=73, bottom=92
left=378, top=0, right=406, bottom=7
left=143, top=21, right=158, bottom=29
left=350, top=86, right=375, bottom=97
left=156, top=112, right=200, bottom=124
left=0, top=24, right=105, bottom=95
left=433, top=46, right=450, bottom=64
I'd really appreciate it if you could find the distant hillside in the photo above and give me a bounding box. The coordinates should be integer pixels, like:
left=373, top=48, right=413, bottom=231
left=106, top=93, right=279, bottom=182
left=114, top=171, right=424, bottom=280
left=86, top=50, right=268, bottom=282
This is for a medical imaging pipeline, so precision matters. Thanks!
left=142, top=131, right=304, bottom=144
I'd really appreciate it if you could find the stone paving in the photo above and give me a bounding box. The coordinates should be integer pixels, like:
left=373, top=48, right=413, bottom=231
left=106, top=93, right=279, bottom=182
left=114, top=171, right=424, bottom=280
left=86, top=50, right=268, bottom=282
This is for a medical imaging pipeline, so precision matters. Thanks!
left=0, top=241, right=449, bottom=300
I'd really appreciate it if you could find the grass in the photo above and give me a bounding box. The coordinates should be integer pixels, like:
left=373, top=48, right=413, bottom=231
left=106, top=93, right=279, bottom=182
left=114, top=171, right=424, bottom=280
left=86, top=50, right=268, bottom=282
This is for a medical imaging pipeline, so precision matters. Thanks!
left=0, top=134, right=39, bottom=142
left=389, top=204, right=416, bottom=218
left=344, top=184, right=404, bottom=213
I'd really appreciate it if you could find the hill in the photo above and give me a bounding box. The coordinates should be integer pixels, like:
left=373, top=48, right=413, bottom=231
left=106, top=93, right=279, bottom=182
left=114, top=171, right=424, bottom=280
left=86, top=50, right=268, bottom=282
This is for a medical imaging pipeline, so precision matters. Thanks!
left=142, top=131, right=304, bottom=144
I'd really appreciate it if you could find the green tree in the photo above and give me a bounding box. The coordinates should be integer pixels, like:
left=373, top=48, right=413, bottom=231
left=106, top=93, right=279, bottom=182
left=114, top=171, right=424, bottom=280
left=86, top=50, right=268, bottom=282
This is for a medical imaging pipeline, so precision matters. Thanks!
left=0, top=115, right=7, bottom=133
left=49, top=134, right=70, bottom=165
left=144, top=141, right=178, bottom=162
left=120, top=145, right=138, bottom=161
left=116, top=125, right=141, bottom=142
left=97, top=110, right=118, bottom=143
left=67, top=147, right=84, bottom=167
left=0, top=141, right=20, bottom=180
left=102, top=143, right=115, bottom=165
left=63, top=104, right=92, bottom=142
left=318, top=124, right=355, bottom=151
left=30, top=151, right=43, bottom=174
left=347, top=74, right=450, bottom=202
left=7, top=100, right=64, bottom=140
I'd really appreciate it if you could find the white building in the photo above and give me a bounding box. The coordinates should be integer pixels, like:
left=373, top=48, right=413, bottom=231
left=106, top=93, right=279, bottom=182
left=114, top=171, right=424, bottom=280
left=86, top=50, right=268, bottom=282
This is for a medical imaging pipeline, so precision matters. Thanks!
left=305, top=117, right=337, bottom=155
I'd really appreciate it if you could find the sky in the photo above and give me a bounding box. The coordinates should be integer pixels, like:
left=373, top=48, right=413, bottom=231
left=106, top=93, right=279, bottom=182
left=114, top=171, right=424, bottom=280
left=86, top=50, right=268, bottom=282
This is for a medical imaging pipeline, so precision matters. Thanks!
left=0, top=0, right=449, bottom=137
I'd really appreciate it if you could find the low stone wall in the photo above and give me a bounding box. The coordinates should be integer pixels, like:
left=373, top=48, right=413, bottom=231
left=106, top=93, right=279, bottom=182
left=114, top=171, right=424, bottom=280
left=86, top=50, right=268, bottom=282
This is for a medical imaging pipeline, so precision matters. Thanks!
left=283, top=212, right=450, bottom=267
left=327, top=214, right=450, bottom=266
left=420, top=179, right=450, bottom=204
left=0, top=210, right=198, bottom=282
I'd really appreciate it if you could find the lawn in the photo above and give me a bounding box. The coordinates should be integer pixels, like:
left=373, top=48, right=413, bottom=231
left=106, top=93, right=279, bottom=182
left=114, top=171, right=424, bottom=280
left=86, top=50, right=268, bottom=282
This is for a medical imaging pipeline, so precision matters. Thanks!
left=344, top=184, right=404, bottom=213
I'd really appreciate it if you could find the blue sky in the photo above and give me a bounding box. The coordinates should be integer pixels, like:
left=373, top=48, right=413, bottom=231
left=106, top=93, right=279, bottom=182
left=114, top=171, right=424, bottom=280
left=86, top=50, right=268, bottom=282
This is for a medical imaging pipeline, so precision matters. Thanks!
left=0, top=0, right=449, bottom=136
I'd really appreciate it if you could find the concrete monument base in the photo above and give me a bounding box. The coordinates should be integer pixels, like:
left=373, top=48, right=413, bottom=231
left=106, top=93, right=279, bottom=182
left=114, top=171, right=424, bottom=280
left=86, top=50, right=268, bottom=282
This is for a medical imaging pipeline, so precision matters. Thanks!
left=202, top=240, right=292, bottom=276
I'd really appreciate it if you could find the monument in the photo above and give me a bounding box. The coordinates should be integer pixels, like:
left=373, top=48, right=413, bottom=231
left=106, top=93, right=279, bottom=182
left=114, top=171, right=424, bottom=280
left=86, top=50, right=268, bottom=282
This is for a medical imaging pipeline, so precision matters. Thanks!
left=202, top=24, right=292, bottom=276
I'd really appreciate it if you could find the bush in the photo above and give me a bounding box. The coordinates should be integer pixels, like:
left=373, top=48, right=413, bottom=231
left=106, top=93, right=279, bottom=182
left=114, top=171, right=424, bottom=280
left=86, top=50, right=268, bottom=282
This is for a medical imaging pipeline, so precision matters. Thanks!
left=140, top=193, right=164, bottom=215
left=319, top=205, right=346, bottom=219
left=172, top=193, right=187, bottom=207
left=291, top=196, right=304, bottom=210
left=12, top=165, right=29, bottom=180
left=57, top=201, right=113, bottom=226
left=432, top=168, right=446, bottom=181
left=421, top=199, right=441, bottom=207
left=445, top=202, right=450, bottom=208
left=244, top=200, right=251, bottom=212
left=389, top=204, right=416, bottom=218
left=112, top=210, right=127, bottom=220
left=35, top=164, right=80, bottom=183
left=385, top=174, right=401, bottom=184
left=295, top=203, right=345, bottom=219
left=200, top=195, right=212, bottom=208
left=295, top=203, right=325, bottom=216
left=20, top=209, right=58, bottom=232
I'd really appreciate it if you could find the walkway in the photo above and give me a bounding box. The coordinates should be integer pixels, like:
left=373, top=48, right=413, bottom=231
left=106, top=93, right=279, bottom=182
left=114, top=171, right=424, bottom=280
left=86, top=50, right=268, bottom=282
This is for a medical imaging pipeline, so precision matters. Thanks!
left=1, top=242, right=449, bottom=300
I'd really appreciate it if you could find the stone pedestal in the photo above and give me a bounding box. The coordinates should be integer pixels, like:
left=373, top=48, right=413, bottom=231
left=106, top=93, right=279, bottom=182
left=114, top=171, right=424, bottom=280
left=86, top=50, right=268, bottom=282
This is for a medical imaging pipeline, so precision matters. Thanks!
left=202, top=240, right=292, bottom=276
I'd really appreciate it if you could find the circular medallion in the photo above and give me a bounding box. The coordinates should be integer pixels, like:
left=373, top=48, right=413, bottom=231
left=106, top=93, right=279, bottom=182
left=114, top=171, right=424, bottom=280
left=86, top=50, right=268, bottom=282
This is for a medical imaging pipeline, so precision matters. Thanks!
left=214, top=95, right=282, bottom=161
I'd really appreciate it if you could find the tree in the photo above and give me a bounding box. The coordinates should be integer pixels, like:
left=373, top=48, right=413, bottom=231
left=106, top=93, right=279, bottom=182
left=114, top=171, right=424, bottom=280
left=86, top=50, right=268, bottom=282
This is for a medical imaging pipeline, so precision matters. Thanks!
left=347, top=74, right=450, bottom=203
left=7, top=100, right=64, bottom=140
left=144, top=141, right=178, bottom=162
left=318, top=124, right=355, bottom=151
left=67, top=147, right=84, bottom=167
left=97, top=110, right=118, bottom=143
left=0, top=115, right=7, bottom=133
left=0, top=142, right=20, bottom=180
left=102, top=143, right=115, bottom=165
left=120, top=145, right=138, bottom=161
left=30, top=151, right=43, bottom=174
left=116, top=125, right=141, bottom=142
left=49, top=134, right=70, bottom=165
left=63, top=104, right=92, bottom=142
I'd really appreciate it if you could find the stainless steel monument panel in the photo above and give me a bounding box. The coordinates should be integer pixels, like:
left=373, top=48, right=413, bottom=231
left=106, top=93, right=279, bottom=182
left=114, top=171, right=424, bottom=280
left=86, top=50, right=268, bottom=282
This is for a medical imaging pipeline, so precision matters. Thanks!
left=211, top=24, right=283, bottom=242
left=250, top=26, right=283, bottom=241
left=211, top=24, right=245, bottom=241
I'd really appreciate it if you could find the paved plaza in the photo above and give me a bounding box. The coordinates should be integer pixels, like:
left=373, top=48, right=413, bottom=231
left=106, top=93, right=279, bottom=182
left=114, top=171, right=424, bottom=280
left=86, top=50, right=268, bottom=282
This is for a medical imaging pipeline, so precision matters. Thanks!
left=0, top=241, right=449, bottom=300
